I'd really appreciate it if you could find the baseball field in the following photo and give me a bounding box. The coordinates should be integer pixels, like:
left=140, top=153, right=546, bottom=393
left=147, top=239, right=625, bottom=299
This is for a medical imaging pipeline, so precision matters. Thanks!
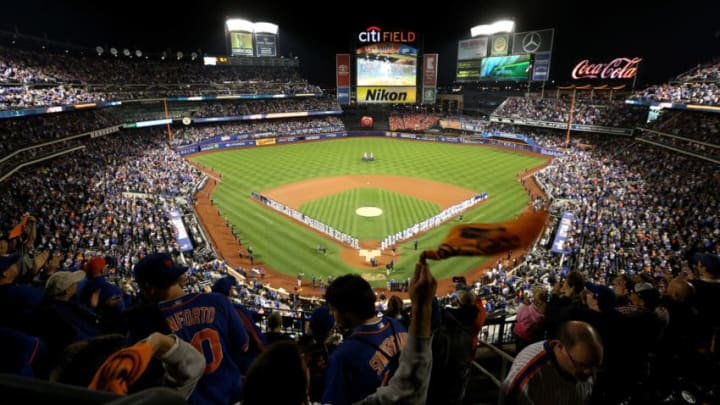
left=190, top=137, right=547, bottom=285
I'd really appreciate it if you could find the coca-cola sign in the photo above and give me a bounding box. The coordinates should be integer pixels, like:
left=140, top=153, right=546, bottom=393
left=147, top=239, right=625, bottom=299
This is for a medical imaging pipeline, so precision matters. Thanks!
left=571, top=57, right=642, bottom=80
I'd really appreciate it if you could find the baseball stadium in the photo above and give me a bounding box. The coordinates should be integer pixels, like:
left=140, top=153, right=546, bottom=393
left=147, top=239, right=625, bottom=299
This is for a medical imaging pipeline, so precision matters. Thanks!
left=1, top=9, right=719, bottom=405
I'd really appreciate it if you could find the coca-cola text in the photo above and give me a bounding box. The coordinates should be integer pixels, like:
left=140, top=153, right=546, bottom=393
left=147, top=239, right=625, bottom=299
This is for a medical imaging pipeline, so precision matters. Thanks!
left=571, top=57, right=642, bottom=80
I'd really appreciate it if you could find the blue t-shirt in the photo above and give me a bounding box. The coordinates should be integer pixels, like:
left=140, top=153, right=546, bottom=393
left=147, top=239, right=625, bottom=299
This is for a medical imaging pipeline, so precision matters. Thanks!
left=322, top=317, right=408, bottom=405
left=159, top=292, right=249, bottom=405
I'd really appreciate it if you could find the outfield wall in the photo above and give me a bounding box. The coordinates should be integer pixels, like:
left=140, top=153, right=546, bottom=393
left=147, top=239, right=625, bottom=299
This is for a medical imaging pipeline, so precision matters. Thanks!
left=176, top=130, right=563, bottom=158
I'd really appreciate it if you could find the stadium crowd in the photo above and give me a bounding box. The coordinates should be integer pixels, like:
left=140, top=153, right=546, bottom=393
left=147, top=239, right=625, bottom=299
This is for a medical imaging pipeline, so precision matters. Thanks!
left=493, top=96, right=649, bottom=128
left=2, top=112, right=718, bottom=404
left=0, top=45, right=321, bottom=110
left=388, top=113, right=439, bottom=132
left=171, top=116, right=345, bottom=147
left=629, top=60, right=720, bottom=106
left=1, top=39, right=720, bottom=405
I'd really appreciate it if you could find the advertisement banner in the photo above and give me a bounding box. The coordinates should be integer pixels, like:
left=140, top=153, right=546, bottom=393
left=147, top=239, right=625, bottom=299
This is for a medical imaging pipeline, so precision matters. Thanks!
left=482, top=131, right=536, bottom=145
left=490, top=33, right=510, bottom=56
left=357, top=86, right=416, bottom=104
left=176, top=145, right=199, bottom=156
left=169, top=209, right=193, bottom=253
left=532, top=52, right=552, bottom=81
left=230, top=32, right=254, bottom=56
left=439, top=119, right=462, bottom=130
left=423, top=53, right=438, bottom=87
left=571, top=57, right=642, bottom=80
left=551, top=211, right=574, bottom=254
left=489, top=116, right=634, bottom=135
left=336, top=53, right=351, bottom=106
left=89, top=125, right=121, bottom=138
left=422, top=53, right=438, bottom=105
left=254, top=33, right=277, bottom=57
left=422, top=87, right=437, bottom=104
left=456, top=59, right=482, bottom=82
left=512, top=29, right=554, bottom=55
left=457, top=37, right=488, bottom=60
left=336, top=54, right=351, bottom=87
left=336, top=87, right=351, bottom=105
left=255, top=138, right=277, bottom=146
left=200, top=143, right=220, bottom=151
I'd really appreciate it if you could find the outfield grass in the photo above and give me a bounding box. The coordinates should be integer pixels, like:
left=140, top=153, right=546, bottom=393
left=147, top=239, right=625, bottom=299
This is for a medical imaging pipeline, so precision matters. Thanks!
left=191, top=137, right=546, bottom=284
left=299, top=187, right=439, bottom=240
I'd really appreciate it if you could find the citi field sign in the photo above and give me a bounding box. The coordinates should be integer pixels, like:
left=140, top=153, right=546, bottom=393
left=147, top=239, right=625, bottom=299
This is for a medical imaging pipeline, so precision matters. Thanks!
left=358, top=26, right=416, bottom=43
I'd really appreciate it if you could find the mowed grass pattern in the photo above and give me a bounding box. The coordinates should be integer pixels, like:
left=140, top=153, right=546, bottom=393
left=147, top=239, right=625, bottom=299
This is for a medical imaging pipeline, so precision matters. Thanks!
left=299, top=188, right=439, bottom=240
left=191, top=138, right=546, bottom=284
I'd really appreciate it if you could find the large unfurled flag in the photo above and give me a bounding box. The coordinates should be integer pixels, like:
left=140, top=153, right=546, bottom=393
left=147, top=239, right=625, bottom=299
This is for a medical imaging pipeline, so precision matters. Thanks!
left=420, top=209, right=546, bottom=261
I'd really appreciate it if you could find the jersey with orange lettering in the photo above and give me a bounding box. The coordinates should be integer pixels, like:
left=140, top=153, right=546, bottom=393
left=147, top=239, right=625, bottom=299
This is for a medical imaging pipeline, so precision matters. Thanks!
left=322, top=317, right=408, bottom=404
left=159, top=292, right=249, bottom=405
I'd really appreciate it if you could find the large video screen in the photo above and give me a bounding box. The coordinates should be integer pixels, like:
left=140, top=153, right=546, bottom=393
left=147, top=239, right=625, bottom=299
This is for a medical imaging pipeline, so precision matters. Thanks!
left=480, top=54, right=532, bottom=81
left=356, top=43, right=417, bottom=86
left=230, top=32, right=253, bottom=56
left=456, top=59, right=483, bottom=82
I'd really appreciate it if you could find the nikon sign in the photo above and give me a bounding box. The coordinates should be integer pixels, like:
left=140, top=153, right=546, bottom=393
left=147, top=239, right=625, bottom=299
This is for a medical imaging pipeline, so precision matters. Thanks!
left=357, top=86, right=416, bottom=104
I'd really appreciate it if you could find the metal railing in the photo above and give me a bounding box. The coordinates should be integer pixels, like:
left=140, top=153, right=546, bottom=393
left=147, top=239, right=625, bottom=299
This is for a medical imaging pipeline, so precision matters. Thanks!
left=481, top=316, right=517, bottom=346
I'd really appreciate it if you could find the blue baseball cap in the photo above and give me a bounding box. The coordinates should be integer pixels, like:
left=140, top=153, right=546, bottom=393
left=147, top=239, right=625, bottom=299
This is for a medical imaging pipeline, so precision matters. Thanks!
left=694, top=253, right=720, bottom=277
left=585, top=282, right=616, bottom=312
left=133, top=253, right=187, bottom=288
left=211, top=276, right=238, bottom=296
left=309, top=306, right=335, bottom=334
left=0, top=254, right=20, bottom=276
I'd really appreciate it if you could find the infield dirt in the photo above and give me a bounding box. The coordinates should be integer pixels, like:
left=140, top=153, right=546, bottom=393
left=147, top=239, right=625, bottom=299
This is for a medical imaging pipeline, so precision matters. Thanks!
left=191, top=153, right=549, bottom=298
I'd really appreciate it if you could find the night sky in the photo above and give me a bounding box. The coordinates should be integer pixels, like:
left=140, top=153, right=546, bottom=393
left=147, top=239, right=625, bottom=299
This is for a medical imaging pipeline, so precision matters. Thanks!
left=3, top=0, right=719, bottom=87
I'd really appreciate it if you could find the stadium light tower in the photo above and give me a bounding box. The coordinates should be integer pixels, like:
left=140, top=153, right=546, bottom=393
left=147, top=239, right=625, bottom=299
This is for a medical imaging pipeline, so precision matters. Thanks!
left=253, top=22, right=278, bottom=35
left=470, top=19, right=515, bottom=37
left=226, top=18, right=254, bottom=33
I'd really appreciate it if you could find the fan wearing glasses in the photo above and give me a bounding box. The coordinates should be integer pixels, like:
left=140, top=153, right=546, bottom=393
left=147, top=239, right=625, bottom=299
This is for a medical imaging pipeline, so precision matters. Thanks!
left=500, top=320, right=603, bottom=405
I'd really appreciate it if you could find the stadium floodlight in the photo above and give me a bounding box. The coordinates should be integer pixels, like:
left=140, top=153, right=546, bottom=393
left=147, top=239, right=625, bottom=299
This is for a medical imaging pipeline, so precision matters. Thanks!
left=96, top=46, right=103, bottom=55
left=470, top=19, right=515, bottom=37
left=110, top=47, right=118, bottom=56
left=253, top=22, right=278, bottom=34
left=191, top=52, right=198, bottom=60
left=177, top=51, right=183, bottom=60
left=135, top=49, right=142, bottom=57
left=226, top=18, right=254, bottom=32
left=123, top=48, right=130, bottom=56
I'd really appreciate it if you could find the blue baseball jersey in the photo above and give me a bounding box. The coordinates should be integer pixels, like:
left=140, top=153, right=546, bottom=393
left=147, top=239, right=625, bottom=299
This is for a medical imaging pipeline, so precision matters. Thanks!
left=230, top=303, right=267, bottom=374
left=322, top=317, right=408, bottom=405
left=159, top=292, right=249, bottom=405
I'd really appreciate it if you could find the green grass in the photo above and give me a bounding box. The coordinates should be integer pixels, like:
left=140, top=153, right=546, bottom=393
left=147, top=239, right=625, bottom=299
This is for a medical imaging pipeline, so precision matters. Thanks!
left=190, top=137, right=546, bottom=284
left=299, top=187, right=439, bottom=240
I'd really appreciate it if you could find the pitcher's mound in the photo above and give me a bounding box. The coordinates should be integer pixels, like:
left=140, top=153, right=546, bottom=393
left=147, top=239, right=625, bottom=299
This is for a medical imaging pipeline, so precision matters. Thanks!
left=355, top=207, right=383, bottom=217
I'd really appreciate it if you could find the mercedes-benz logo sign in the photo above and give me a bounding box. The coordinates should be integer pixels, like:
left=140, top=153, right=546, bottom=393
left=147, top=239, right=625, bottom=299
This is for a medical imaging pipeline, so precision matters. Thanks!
left=522, top=32, right=542, bottom=53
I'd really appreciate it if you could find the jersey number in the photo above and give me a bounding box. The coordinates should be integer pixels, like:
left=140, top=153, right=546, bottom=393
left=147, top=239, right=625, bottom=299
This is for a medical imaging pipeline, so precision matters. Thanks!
left=191, top=328, right=223, bottom=374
